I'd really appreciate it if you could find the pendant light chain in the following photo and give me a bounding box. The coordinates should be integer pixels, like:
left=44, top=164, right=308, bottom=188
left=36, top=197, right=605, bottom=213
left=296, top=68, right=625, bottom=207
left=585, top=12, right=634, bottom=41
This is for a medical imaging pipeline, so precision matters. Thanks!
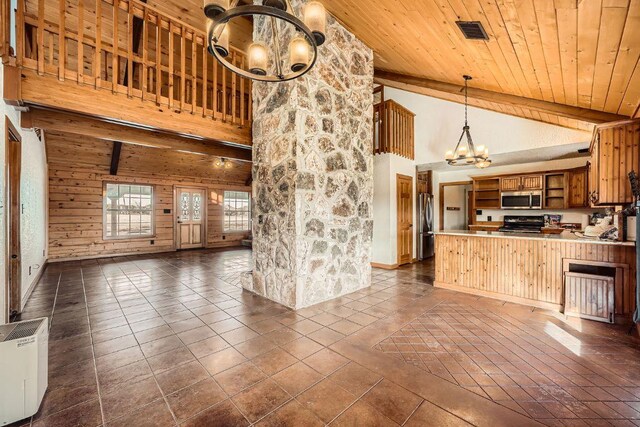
left=444, top=75, right=491, bottom=168
left=464, top=77, right=468, bottom=127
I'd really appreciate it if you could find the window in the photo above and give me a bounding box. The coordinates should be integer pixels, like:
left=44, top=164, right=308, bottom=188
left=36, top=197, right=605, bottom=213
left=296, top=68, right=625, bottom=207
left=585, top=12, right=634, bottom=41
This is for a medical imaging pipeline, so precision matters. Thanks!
left=224, top=191, right=251, bottom=232
left=104, top=183, right=154, bottom=239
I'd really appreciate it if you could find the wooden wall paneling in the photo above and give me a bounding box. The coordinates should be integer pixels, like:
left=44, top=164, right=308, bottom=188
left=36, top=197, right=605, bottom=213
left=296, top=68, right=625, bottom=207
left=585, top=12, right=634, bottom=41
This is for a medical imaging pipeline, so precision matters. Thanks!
left=46, top=131, right=251, bottom=260
left=435, top=234, right=637, bottom=314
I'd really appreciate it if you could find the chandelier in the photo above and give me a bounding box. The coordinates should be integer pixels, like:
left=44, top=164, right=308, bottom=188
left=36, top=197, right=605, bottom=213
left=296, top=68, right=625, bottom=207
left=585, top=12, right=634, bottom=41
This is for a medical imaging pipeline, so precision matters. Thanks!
left=445, top=75, right=491, bottom=168
left=204, top=0, right=327, bottom=82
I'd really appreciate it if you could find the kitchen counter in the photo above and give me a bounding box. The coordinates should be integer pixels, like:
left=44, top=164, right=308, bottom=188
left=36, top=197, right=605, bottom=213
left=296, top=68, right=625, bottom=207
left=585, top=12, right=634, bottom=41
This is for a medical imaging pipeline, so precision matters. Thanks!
left=434, top=231, right=637, bottom=313
left=436, top=229, right=635, bottom=246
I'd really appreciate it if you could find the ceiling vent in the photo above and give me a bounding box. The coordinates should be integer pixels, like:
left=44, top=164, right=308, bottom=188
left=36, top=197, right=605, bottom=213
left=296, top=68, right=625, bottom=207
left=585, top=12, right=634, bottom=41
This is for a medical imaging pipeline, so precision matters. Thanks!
left=456, top=21, right=489, bottom=40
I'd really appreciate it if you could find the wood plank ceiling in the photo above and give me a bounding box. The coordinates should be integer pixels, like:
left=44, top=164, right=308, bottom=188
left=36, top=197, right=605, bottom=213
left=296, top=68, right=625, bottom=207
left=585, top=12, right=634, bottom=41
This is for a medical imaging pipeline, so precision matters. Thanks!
left=149, top=0, right=640, bottom=131
left=45, top=131, right=252, bottom=183
left=323, top=0, right=640, bottom=130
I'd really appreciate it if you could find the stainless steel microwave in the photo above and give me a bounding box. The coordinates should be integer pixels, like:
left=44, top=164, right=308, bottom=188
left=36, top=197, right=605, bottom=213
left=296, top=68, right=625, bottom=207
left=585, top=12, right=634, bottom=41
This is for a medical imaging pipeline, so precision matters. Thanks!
left=501, top=191, right=543, bottom=210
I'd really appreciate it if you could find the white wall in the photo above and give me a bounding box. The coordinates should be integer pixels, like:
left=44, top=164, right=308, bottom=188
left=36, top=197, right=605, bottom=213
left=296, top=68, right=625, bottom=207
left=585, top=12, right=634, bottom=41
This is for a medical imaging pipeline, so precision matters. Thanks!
left=443, top=185, right=471, bottom=230
left=384, top=87, right=591, bottom=166
left=371, top=87, right=597, bottom=268
left=372, top=153, right=416, bottom=265
left=0, top=63, right=48, bottom=324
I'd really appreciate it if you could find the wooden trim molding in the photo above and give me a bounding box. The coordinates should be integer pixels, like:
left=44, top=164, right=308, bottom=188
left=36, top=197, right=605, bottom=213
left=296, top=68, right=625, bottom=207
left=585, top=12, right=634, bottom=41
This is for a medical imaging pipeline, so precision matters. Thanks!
left=438, top=180, right=472, bottom=231
left=371, top=262, right=398, bottom=270
left=5, top=115, right=22, bottom=319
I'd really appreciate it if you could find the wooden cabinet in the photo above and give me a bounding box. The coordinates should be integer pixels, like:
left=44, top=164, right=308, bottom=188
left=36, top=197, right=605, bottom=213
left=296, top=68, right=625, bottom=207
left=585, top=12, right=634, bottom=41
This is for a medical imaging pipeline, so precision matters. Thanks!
left=564, top=272, right=615, bottom=323
left=544, top=173, right=567, bottom=209
left=521, top=175, right=543, bottom=190
left=500, top=174, right=543, bottom=191
left=472, top=166, right=590, bottom=214
left=588, top=119, right=640, bottom=206
left=568, top=167, right=588, bottom=208
left=500, top=177, right=520, bottom=191
left=472, top=178, right=500, bottom=209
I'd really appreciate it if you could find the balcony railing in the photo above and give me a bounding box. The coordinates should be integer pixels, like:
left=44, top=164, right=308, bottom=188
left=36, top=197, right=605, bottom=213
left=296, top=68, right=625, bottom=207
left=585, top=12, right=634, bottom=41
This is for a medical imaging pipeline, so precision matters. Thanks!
left=373, top=99, right=415, bottom=160
left=15, top=0, right=252, bottom=126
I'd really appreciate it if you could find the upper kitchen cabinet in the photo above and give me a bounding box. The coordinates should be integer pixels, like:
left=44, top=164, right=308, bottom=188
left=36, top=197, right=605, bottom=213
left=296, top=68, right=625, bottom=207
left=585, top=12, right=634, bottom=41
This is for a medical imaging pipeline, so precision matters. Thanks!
left=588, top=119, right=640, bottom=206
left=500, top=175, right=543, bottom=191
left=567, top=167, right=589, bottom=208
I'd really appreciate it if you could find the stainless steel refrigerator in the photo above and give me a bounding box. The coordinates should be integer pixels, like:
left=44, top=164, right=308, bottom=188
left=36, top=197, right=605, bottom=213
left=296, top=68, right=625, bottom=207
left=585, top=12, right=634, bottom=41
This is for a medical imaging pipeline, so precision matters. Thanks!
left=417, top=193, right=435, bottom=260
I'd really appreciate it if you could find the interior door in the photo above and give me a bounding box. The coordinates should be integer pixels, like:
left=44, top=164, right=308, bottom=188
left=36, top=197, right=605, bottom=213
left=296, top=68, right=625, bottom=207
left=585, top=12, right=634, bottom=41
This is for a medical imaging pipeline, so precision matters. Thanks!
left=6, top=117, right=22, bottom=320
left=176, top=188, right=206, bottom=249
left=396, top=174, right=413, bottom=266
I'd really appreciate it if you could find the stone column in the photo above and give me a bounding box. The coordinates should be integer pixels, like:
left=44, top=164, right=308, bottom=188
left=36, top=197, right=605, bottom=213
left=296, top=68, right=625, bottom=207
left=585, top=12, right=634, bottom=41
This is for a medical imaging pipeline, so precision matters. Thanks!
left=244, top=2, right=374, bottom=309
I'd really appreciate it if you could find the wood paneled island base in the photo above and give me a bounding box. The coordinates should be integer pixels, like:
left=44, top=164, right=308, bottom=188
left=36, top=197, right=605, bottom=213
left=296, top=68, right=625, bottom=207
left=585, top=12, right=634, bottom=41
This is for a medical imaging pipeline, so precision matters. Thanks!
left=435, top=231, right=636, bottom=315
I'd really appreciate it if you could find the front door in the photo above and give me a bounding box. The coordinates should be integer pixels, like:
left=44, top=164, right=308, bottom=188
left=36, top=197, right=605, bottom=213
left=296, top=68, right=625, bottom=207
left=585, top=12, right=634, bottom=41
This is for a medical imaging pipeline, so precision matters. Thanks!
left=176, top=188, right=206, bottom=249
left=397, top=174, right=413, bottom=266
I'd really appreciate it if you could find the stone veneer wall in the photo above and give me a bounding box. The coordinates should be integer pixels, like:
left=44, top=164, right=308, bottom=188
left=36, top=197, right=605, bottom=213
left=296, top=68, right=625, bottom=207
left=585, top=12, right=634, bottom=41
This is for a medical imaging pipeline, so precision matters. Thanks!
left=244, top=1, right=374, bottom=309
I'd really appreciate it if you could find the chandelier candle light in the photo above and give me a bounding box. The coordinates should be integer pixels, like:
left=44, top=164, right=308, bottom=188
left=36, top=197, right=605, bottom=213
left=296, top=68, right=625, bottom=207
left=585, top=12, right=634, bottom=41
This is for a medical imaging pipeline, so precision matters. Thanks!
left=445, top=75, right=491, bottom=168
left=204, top=0, right=327, bottom=82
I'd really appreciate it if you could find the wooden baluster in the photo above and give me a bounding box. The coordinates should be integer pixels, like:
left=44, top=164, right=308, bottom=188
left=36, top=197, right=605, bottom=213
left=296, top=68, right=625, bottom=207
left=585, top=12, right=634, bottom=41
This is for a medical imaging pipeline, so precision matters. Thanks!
left=168, top=21, right=174, bottom=109
left=36, top=0, right=44, bottom=74
left=231, top=52, right=237, bottom=123
left=48, top=33, right=54, bottom=65
left=77, top=0, right=84, bottom=83
left=126, top=1, right=133, bottom=97
left=212, top=48, right=218, bottom=117
left=180, top=26, right=186, bottom=111
left=222, top=54, right=227, bottom=120
left=58, top=0, right=65, bottom=80
left=191, top=31, right=196, bottom=113
left=155, top=14, right=161, bottom=105
left=201, top=42, right=207, bottom=117
left=95, top=0, right=102, bottom=87
left=411, top=115, right=414, bottom=159
left=15, top=0, right=24, bottom=65
left=240, top=55, right=245, bottom=126
left=141, top=8, right=148, bottom=100
left=112, top=0, right=118, bottom=92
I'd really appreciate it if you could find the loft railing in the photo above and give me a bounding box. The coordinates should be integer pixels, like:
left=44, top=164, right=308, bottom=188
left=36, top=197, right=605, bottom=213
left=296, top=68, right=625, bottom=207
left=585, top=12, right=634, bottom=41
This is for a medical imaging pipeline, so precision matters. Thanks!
left=14, top=0, right=252, bottom=126
left=373, top=99, right=415, bottom=160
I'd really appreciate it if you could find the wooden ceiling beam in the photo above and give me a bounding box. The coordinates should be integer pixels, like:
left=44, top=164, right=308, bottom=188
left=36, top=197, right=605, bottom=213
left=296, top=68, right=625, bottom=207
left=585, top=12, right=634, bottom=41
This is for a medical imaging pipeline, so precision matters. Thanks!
left=110, top=141, right=122, bottom=175
left=374, top=70, right=629, bottom=125
left=21, top=108, right=252, bottom=162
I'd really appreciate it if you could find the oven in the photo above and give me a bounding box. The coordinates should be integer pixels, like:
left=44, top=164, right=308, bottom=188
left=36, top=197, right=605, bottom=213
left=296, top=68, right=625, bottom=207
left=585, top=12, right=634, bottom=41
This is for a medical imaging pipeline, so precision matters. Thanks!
left=500, top=191, right=543, bottom=210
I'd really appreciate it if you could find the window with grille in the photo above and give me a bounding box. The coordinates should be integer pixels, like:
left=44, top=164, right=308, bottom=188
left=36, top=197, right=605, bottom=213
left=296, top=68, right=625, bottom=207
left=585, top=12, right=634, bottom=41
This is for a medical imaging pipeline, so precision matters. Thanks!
left=223, top=191, right=251, bottom=232
left=104, top=183, right=154, bottom=239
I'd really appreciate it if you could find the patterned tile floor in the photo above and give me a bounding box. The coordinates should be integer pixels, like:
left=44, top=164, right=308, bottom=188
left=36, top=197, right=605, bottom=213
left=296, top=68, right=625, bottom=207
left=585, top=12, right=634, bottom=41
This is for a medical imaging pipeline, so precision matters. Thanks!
left=9, top=247, right=640, bottom=426
left=376, top=302, right=640, bottom=425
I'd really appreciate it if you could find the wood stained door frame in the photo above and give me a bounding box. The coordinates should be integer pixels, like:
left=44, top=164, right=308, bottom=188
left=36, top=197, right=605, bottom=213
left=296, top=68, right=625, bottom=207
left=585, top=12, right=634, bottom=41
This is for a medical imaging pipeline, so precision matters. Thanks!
left=396, top=173, right=413, bottom=266
left=438, top=180, right=472, bottom=231
left=5, top=116, right=21, bottom=320
left=174, top=186, right=208, bottom=250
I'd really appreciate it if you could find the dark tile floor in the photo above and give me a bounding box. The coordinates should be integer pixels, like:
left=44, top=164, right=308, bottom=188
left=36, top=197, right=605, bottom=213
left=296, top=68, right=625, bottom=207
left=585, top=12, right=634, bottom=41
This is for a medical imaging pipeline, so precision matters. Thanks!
left=11, top=247, right=640, bottom=426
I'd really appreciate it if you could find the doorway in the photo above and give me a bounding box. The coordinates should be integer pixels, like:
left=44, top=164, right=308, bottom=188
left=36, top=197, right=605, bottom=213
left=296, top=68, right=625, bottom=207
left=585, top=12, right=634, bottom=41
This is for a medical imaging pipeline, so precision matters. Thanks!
left=175, top=187, right=206, bottom=250
left=396, top=174, right=413, bottom=266
left=439, top=181, right=473, bottom=231
left=5, top=116, right=21, bottom=320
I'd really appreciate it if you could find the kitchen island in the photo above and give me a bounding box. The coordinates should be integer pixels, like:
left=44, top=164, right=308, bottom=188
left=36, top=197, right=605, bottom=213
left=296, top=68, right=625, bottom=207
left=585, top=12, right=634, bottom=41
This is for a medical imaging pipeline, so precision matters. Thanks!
left=435, top=230, right=636, bottom=314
